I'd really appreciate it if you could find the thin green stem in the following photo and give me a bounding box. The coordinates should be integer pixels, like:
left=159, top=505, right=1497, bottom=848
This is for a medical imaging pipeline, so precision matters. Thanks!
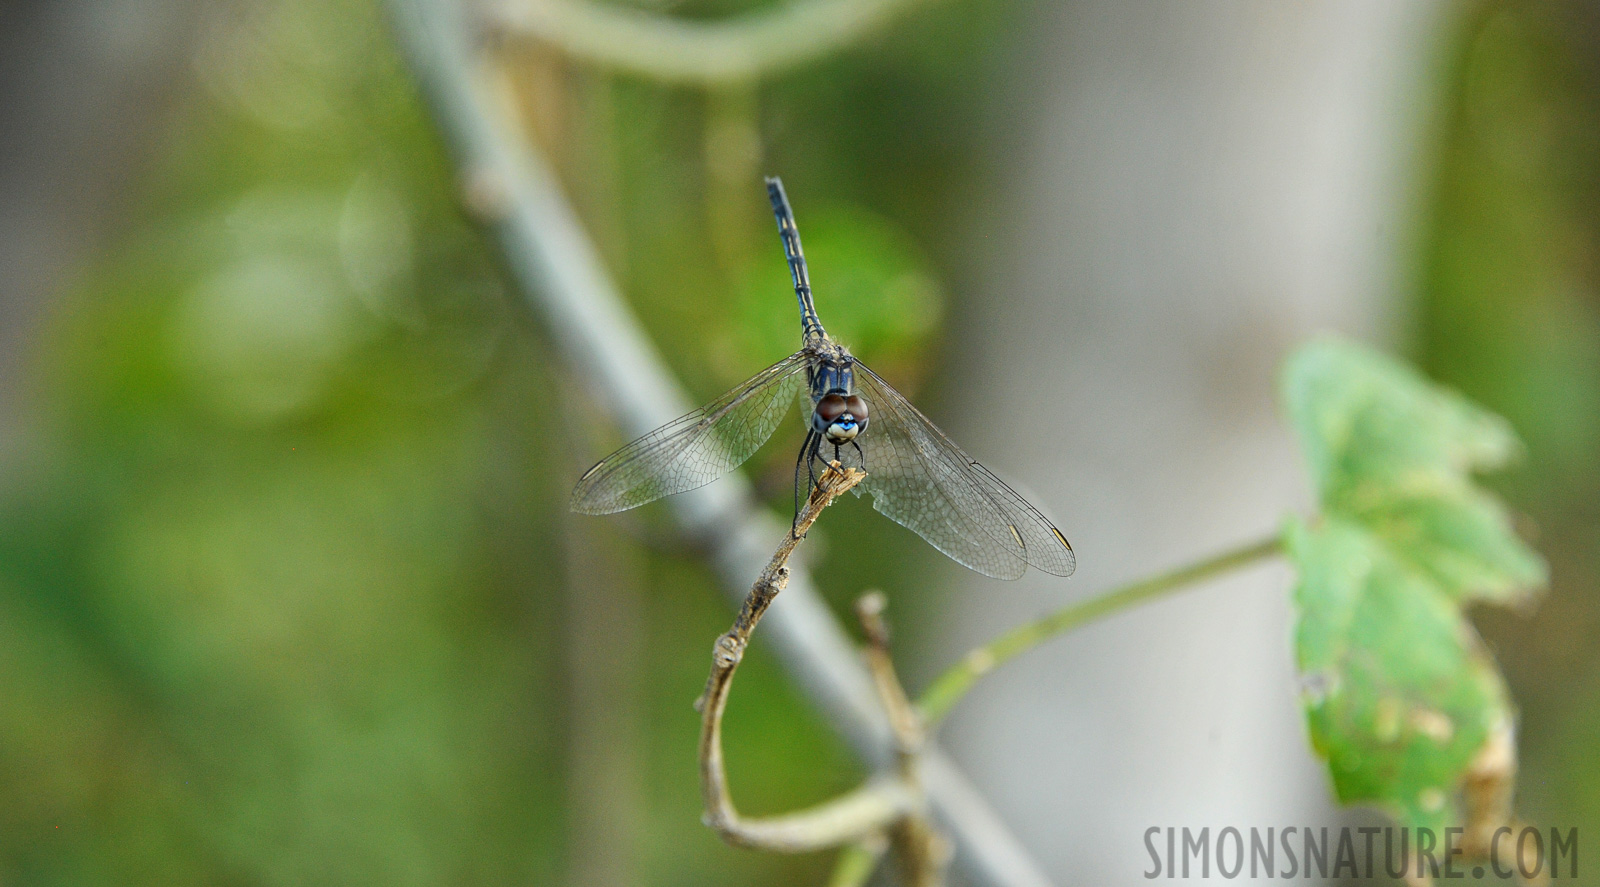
left=826, top=835, right=888, bottom=887
left=916, top=534, right=1284, bottom=727
left=496, top=0, right=936, bottom=85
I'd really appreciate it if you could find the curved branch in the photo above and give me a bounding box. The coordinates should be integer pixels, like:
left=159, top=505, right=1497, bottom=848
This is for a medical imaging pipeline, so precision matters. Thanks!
left=493, top=0, right=937, bottom=84
left=697, top=465, right=911, bottom=851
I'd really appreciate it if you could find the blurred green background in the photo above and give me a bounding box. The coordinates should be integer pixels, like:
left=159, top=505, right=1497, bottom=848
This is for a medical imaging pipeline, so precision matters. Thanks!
left=1417, top=0, right=1600, bottom=857
left=0, top=0, right=1595, bottom=884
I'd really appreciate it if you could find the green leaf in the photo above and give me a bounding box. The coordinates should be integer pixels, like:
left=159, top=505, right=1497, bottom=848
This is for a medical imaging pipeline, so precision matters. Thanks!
left=1281, top=338, right=1545, bottom=832
left=1350, top=491, right=1545, bottom=604
left=1286, top=516, right=1512, bottom=832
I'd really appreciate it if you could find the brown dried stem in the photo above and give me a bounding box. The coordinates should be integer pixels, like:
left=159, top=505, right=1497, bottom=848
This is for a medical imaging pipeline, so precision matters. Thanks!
left=857, top=591, right=948, bottom=887
left=697, top=462, right=918, bottom=851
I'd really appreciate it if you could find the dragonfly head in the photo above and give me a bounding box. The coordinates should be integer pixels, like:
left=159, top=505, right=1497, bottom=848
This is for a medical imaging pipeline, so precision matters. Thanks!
left=814, top=393, right=869, bottom=444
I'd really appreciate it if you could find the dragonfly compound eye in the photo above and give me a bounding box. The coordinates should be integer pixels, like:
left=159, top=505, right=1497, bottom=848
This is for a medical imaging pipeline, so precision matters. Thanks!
left=844, top=395, right=869, bottom=422
left=815, top=393, right=864, bottom=443
left=815, top=393, right=848, bottom=423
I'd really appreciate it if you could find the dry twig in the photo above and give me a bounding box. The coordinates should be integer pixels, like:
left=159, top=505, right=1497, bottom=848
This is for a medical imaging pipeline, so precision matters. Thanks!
left=857, top=592, right=948, bottom=887
left=696, top=463, right=918, bottom=851
left=696, top=465, right=946, bottom=887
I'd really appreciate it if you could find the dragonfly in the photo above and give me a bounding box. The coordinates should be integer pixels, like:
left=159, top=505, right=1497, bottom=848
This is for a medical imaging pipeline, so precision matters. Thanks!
left=571, top=178, right=1075, bottom=580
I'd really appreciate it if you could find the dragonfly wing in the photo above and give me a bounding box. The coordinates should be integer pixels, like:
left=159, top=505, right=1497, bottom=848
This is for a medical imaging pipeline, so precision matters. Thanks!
left=571, top=351, right=811, bottom=514
left=852, top=362, right=1076, bottom=579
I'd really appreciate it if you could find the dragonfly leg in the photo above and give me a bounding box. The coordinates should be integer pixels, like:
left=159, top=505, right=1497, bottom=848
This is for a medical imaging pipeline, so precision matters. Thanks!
left=849, top=439, right=865, bottom=472
left=792, top=433, right=808, bottom=537
left=792, top=431, right=820, bottom=538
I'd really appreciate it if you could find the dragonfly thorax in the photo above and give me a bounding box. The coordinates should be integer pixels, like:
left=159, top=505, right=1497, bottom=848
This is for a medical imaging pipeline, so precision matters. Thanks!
left=813, top=392, right=869, bottom=443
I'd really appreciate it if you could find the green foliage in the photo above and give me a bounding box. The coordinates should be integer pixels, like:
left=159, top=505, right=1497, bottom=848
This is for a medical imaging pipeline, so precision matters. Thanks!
left=1, top=0, right=949, bottom=881
left=0, top=3, right=569, bottom=884
left=1418, top=4, right=1600, bottom=836
left=728, top=203, right=943, bottom=386
left=1282, top=338, right=1546, bottom=832
left=1421, top=6, right=1600, bottom=505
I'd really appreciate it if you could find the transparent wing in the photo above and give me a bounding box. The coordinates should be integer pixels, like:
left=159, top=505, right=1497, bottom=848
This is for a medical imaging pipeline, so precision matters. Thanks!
left=852, top=362, right=1076, bottom=580
left=571, top=351, right=810, bottom=514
